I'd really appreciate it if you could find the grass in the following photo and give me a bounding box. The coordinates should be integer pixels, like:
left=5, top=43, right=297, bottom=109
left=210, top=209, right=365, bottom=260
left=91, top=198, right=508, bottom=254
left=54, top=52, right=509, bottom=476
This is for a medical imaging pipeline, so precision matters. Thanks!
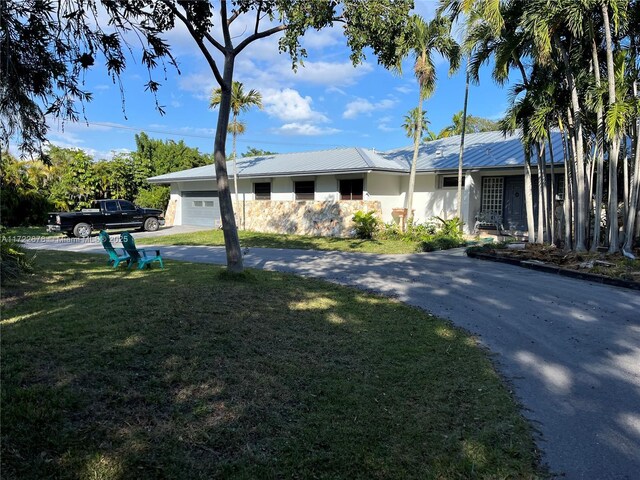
left=2, top=226, right=61, bottom=238
left=138, top=229, right=424, bottom=254
left=1, top=252, right=541, bottom=479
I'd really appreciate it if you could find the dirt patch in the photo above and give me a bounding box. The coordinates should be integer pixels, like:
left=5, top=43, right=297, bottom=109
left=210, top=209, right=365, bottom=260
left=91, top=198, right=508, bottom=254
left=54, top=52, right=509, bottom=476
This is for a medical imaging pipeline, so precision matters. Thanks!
left=475, top=243, right=640, bottom=283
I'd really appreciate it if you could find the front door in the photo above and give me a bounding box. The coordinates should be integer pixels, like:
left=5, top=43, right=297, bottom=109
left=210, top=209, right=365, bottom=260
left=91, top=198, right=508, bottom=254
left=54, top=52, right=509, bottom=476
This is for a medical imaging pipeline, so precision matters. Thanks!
left=503, top=177, right=526, bottom=231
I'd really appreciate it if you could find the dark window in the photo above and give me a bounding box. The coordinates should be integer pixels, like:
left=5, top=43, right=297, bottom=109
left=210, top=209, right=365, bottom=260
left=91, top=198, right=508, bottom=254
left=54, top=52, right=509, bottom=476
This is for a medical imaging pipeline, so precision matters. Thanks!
left=104, top=200, right=119, bottom=212
left=442, top=176, right=464, bottom=188
left=340, top=179, right=364, bottom=200
left=118, top=200, right=136, bottom=211
left=254, top=182, right=271, bottom=200
left=294, top=181, right=315, bottom=201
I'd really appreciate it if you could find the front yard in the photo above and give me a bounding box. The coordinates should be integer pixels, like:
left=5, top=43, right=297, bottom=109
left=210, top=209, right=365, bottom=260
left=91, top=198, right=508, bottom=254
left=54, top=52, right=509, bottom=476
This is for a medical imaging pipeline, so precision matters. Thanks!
left=1, top=252, right=540, bottom=479
left=137, top=228, right=425, bottom=254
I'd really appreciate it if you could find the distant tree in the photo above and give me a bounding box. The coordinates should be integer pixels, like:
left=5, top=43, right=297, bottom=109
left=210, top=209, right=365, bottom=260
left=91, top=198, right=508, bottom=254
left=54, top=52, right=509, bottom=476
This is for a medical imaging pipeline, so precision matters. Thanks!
left=132, top=132, right=209, bottom=177
left=438, top=111, right=499, bottom=138
left=0, top=153, right=52, bottom=225
left=47, top=147, right=97, bottom=211
left=210, top=82, right=262, bottom=204
left=242, top=147, right=277, bottom=157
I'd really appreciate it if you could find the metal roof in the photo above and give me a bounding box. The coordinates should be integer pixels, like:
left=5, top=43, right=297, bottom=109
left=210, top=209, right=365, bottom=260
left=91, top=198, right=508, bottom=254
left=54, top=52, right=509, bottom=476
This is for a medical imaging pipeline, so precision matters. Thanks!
left=384, top=129, right=566, bottom=172
left=147, top=130, right=563, bottom=183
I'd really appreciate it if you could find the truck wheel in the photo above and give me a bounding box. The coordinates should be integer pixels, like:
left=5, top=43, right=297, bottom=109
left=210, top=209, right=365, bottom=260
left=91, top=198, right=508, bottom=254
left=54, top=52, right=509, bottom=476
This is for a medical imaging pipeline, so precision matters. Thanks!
left=73, top=223, right=91, bottom=238
left=143, top=217, right=159, bottom=232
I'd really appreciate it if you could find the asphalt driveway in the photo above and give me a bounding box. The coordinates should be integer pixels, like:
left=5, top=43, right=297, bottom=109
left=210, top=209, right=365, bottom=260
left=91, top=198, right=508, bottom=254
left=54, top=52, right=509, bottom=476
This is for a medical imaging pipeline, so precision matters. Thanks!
left=23, top=241, right=640, bottom=479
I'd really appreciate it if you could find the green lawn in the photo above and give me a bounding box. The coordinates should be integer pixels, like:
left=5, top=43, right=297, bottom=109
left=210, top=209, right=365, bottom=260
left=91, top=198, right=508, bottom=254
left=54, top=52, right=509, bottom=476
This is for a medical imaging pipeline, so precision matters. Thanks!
left=2, top=226, right=61, bottom=238
left=1, top=252, right=540, bottom=479
left=139, top=228, right=422, bottom=254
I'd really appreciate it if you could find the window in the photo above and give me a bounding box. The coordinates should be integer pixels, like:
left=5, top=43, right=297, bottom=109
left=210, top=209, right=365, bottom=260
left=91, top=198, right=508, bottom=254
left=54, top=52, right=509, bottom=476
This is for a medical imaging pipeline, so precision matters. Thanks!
left=118, top=200, right=136, bottom=211
left=339, top=179, right=364, bottom=200
left=254, top=182, right=271, bottom=200
left=192, top=200, right=204, bottom=207
left=481, top=177, right=504, bottom=215
left=294, top=181, right=315, bottom=201
left=104, top=200, right=119, bottom=212
left=441, top=176, right=465, bottom=188
left=204, top=201, right=215, bottom=207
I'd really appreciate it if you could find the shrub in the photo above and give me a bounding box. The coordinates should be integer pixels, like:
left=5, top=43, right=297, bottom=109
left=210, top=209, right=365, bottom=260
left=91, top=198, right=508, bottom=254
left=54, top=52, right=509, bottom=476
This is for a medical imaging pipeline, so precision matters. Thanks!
left=406, top=219, right=437, bottom=239
left=1, top=239, right=35, bottom=281
left=376, top=222, right=402, bottom=240
left=435, top=216, right=464, bottom=241
left=135, top=186, right=170, bottom=211
left=433, top=235, right=462, bottom=250
left=352, top=211, right=379, bottom=239
left=417, top=240, right=437, bottom=252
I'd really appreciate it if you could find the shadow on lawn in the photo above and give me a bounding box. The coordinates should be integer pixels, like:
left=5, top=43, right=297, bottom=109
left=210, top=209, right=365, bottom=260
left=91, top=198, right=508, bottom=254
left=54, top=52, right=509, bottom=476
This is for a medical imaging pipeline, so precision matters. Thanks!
left=1, top=253, right=538, bottom=479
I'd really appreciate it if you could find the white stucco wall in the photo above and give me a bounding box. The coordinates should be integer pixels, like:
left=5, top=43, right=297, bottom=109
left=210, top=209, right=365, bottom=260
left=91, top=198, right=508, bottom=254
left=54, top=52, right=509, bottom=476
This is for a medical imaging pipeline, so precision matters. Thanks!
left=365, top=172, right=403, bottom=223
left=166, top=169, right=535, bottom=231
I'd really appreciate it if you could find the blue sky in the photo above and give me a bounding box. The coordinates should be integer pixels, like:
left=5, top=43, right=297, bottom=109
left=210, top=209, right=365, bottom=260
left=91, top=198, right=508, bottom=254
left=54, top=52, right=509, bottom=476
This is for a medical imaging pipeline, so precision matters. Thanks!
left=39, top=1, right=513, bottom=161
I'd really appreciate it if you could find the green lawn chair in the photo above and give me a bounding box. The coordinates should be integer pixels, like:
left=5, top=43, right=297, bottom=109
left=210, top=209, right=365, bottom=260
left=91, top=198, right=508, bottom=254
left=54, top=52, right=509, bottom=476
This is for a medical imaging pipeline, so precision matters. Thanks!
left=99, top=230, right=130, bottom=268
left=120, top=232, right=164, bottom=269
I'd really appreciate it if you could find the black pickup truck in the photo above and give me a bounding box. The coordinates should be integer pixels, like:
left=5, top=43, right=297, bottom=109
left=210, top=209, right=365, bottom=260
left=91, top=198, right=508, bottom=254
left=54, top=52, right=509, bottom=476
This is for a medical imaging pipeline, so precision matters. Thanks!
left=47, top=199, right=165, bottom=238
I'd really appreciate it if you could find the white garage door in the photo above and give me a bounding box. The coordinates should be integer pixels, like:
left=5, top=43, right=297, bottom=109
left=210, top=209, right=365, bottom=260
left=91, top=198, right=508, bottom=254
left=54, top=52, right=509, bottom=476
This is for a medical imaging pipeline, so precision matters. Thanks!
left=182, top=191, right=221, bottom=227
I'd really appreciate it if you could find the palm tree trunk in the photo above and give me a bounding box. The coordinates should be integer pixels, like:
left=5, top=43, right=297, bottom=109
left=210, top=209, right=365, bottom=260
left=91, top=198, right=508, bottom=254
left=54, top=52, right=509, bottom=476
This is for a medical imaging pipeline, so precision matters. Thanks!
left=623, top=77, right=639, bottom=255
left=524, top=146, right=536, bottom=241
left=536, top=142, right=549, bottom=243
left=590, top=41, right=605, bottom=251
left=547, top=128, right=557, bottom=245
left=456, top=65, right=470, bottom=226
left=602, top=4, right=620, bottom=253
left=623, top=141, right=629, bottom=226
left=557, top=36, right=587, bottom=251
left=406, top=93, right=423, bottom=227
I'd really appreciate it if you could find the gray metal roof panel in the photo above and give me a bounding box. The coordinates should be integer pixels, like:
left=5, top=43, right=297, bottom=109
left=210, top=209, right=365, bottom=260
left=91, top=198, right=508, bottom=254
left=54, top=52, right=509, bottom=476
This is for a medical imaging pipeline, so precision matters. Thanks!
left=382, top=130, right=565, bottom=171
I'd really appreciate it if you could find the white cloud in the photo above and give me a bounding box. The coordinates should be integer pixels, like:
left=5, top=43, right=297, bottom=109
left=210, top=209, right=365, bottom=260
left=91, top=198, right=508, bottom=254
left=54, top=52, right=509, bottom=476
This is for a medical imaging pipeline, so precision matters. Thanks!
left=275, top=123, right=340, bottom=136
left=178, top=73, right=216, bottom=101
left=262, top=88, right=327, bottom=123
left=377, top=115, right=399, bottom=132
left=343, top=98, right=396, bottom=119
left=395, top=84, right=414, bottom=94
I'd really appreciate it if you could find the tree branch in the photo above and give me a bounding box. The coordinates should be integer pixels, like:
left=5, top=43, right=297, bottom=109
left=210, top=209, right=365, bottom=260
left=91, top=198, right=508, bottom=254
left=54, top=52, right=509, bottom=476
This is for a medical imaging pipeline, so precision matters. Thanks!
left=234, top=25, right=287, bottom=56
left=254, top=1, right=262, bottom=35
left=220, top=0, right=232, bottom=48
left=227, top=9, right=240, bottom=25
left=160, top=0, right=224, bottom=87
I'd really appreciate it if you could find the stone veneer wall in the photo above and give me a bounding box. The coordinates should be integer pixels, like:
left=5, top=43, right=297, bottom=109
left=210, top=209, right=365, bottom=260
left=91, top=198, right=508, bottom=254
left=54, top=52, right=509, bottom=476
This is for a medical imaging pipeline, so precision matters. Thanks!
left=232, top=200, right=382, bottom=237
left=164, top=199, right=177, bottom=227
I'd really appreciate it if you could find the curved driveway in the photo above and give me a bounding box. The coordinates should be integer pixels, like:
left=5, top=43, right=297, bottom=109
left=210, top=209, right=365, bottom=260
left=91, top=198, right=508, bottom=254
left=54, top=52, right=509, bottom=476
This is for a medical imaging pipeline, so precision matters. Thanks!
left=26, top=240, right=640, bottom=479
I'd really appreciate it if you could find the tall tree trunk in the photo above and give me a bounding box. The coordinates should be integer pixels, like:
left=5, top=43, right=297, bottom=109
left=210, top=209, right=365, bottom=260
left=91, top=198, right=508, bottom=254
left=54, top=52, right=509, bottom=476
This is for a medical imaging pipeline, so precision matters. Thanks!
left=623, top=141, right=629, bottom=225
left=602, top=4, right=621, bottom=253
left=406, top=93, right=423, bottom=227
left=232, top=116, right=240, bottom=207
left=548, top=129, right=557, bottom=245
left=536, top=142, right=549, bottom=243
left=590, top=37, right=605, bottom=252
left=524, top=146, right=536, bottom=241
left=623, top=78, right=639, bottom=255
left=456, top=65, right=470, bottom=226
left=214, top=53, right=243, bottom=272
left=557, top=36, right=587, bottom=251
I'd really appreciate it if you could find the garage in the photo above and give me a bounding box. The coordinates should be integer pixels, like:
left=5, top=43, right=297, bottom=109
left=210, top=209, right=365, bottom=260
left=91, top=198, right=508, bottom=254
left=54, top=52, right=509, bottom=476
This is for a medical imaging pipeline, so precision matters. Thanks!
left=181, top=191, right=221, bottom=227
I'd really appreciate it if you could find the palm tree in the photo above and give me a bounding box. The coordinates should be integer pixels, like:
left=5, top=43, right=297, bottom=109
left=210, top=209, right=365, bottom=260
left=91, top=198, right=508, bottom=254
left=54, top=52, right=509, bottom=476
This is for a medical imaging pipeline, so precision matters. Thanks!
left=399, top=14, right=460, bottom=225
left=210, top=81, right=262, bottom=205
left=401, top=107, right=428, bottom=228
